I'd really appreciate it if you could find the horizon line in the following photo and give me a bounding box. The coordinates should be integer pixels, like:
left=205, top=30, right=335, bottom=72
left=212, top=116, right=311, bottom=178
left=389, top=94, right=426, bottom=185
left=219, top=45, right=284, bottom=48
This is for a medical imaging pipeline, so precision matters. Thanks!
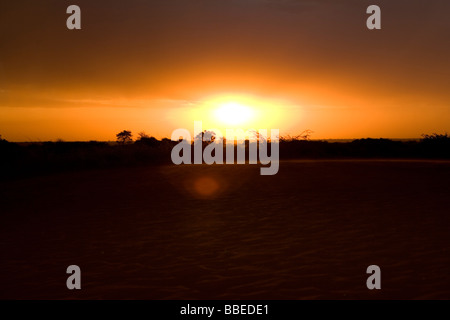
left=3, top=137, right=424, bottom=143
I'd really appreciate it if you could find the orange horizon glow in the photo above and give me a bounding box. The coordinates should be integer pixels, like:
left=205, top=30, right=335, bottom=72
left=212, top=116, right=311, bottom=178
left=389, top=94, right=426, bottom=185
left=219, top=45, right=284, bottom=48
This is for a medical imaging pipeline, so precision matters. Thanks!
left=1, top=91, right=449, bottom=142
left=0, top=2, right=449, bottom=142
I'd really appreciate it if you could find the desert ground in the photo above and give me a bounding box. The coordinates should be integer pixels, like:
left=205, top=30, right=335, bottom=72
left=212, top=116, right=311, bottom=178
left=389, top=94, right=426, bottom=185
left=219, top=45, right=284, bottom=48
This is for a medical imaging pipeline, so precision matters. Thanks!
left=1, top=160, right=450, bottom=299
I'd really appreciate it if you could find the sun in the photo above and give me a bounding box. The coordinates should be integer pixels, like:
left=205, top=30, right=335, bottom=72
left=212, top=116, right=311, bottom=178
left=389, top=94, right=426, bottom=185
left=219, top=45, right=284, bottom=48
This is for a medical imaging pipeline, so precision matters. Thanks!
left=180, top=93, right=297, bottom=133
left=214, top=102, right=254, bottom=126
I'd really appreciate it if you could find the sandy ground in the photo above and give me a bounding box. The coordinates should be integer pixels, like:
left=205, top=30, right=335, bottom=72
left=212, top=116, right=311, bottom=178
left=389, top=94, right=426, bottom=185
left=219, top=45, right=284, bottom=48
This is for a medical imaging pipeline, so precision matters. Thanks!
left=1, top=160, right=450, bottom=299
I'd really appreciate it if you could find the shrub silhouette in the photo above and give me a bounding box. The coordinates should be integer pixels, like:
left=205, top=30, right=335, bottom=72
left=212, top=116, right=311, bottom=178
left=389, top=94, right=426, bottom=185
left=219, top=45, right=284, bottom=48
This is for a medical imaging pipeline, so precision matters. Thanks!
left=2, top=129, right=450, bottom=180
left=420, top=132, right=450, bottom=157
left=421, top=132, right=450, bottom=142
left=135, top=135, right=159, bottom=147
left=0, top=134, right=9, bottom=146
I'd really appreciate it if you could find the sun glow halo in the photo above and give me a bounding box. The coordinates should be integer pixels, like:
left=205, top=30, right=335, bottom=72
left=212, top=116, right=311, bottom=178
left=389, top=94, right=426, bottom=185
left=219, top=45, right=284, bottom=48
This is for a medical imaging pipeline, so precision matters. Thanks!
left=182, top=94, right=297, bottom=134
left=214, top=102, right=254, bottom=126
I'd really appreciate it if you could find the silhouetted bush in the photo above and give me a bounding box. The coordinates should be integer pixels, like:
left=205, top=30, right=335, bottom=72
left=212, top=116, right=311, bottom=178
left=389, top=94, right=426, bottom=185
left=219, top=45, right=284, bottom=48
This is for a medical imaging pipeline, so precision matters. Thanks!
left=135, top=136, right=159, bottom=147
left=421, top=133, right=450, bottom=142
left=1, top=132, right=450, bottom=180
left=420, top=133, right=450, bottom=158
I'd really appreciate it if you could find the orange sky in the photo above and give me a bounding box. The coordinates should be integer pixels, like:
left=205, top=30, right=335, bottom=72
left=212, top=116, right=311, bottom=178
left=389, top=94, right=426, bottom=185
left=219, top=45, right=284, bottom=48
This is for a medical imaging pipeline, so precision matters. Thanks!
left=0, top=0, right=449, bottom=141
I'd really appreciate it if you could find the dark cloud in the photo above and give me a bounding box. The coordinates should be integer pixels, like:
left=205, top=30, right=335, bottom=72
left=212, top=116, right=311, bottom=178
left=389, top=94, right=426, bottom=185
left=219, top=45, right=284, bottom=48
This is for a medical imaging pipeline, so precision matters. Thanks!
left=0, top=0, right=449, bottom=105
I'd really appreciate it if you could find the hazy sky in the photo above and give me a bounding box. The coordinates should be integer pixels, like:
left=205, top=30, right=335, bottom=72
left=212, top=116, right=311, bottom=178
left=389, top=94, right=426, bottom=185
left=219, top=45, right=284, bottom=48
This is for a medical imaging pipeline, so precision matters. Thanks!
left=0, top=0, right=449, bottom=141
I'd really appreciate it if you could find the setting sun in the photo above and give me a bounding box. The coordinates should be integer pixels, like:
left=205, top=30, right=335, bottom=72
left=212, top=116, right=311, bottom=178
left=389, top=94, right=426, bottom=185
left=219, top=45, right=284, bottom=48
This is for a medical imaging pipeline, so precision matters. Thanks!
left=214, top=102, right=254, bottom=126
left=177, top=93, right=297, bottom=136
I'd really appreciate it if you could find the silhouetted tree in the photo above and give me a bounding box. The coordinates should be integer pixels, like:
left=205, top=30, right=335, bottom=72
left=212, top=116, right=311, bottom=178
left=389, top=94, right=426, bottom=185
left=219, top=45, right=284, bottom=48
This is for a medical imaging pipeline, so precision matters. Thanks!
left=195, top=130, right=216, bottom=144
left=116, top=130, right=133, bottom=144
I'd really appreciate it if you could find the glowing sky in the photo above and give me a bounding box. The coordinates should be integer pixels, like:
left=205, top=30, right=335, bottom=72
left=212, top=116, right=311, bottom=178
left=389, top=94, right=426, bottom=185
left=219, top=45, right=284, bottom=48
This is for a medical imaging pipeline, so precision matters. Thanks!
left=0, top=0, right=449, bottom=141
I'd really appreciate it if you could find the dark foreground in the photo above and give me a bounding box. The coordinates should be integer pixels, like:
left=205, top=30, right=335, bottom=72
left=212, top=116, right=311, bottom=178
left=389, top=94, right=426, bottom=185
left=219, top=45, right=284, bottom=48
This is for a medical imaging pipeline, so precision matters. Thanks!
left=1, top=160, right=450, bottom=299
